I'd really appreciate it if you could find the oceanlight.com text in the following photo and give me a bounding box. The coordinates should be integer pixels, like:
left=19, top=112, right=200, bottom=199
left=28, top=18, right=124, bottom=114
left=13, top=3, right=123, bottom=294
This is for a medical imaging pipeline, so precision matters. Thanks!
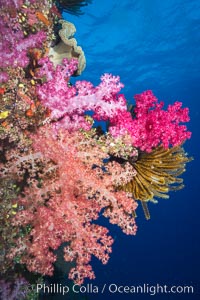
left=107, top=283, right=194, bottom=296
left=34, top=282, right=195, bottom=296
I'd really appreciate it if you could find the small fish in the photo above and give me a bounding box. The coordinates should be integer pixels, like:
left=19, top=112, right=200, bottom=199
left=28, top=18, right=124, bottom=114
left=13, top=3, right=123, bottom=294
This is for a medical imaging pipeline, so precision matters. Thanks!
left=36, top=11, right=51, bottom=26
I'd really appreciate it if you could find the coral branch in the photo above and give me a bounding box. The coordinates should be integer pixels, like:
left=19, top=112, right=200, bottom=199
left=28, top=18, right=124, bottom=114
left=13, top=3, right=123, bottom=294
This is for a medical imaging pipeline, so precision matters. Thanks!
left=109, top=90, right=191, bottom=152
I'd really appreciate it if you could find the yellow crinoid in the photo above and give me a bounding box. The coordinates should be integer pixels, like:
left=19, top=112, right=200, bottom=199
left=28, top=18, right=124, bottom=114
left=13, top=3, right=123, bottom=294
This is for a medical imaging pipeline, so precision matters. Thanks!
left=118, top=144, right=193, bottom=219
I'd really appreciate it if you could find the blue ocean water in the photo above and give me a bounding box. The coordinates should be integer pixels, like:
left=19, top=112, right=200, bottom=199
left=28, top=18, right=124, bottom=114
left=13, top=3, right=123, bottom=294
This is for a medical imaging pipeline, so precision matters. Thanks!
left=62, top=1, right=200, bottom=299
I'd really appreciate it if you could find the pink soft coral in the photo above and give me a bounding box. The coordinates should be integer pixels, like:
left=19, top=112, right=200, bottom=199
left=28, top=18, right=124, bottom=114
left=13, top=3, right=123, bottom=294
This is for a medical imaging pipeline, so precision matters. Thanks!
left=36, top=57, right=191, bottom=151
left=10, top=126, right=137, bottom=285
left=109, top=90, right=191, bottom=152
left=36, top=57, right=127, bottom=131
left=0, top=17, right=46, bottom=69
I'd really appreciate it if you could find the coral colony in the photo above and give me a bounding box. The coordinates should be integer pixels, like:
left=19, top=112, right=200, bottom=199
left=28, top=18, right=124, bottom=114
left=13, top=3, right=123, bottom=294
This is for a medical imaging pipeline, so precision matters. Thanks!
left=0, top=0, right=192, bottom=298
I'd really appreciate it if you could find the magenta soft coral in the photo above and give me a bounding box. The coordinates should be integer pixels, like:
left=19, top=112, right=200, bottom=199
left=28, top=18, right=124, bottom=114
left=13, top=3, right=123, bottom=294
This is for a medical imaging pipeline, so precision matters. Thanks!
left=109, top=90, right=191, bottom=152
left=36, top=57, right=191, bottom=151
left=0, top=18, right=46, bottom=69
left=36, top=57, right=127, bottom=130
